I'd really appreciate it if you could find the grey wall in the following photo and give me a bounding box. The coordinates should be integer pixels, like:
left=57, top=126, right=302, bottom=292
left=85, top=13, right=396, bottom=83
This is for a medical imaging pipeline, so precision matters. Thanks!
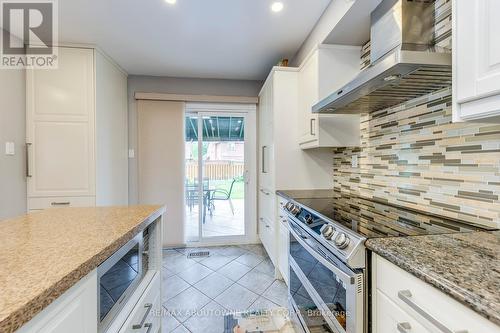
left=127, top=75, right=262, bottom=204
left=0, top=33, right=26, bottom=219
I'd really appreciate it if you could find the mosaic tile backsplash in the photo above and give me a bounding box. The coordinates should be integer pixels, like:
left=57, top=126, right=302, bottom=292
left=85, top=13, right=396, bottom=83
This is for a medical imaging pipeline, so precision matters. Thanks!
left=333, top=87, right=500, bottom=228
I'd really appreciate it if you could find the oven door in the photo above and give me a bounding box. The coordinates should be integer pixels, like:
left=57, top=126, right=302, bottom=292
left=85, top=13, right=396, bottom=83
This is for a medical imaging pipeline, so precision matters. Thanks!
left=287, top=216, right=364, bottom=333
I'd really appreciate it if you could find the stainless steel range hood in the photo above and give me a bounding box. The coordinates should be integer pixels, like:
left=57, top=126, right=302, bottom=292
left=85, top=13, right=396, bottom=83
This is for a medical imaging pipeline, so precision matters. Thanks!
left=313, top=0, right=452, bottom=114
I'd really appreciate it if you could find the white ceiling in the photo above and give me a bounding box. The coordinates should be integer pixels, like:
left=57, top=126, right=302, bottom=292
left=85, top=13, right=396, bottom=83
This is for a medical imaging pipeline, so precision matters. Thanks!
left=57, top=0, right=331, bottom=80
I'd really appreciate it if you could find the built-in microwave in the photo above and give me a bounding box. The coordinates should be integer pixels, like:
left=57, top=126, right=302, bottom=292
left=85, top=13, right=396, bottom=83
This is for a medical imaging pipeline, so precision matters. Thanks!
left=97, top=230, right=149, bottom=332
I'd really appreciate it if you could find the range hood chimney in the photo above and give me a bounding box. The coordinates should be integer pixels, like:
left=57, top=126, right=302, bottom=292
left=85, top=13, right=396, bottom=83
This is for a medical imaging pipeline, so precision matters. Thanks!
left=313, top=0, right=452, bottom=114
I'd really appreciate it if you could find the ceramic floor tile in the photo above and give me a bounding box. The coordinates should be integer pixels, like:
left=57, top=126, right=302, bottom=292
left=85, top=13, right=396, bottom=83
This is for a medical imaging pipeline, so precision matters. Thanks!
left=161, top=307, right=181, bottom=332
left=239, top=244, right=268, bottom=257
left=248, top=296, right=281, bottom=311
left=193, top=272, right=234, bottom=299
left=199, top=254, right=234, bottom=271
left=235, top=252, right=265, bottom=268
left=253, top=259, right=275, bottom=277
left=217, top=246, right=249, bottom=257
left=237, top=269, right=275, bottom=295
left=183, top=301, right=227, bottom=333
left=162, top=275, right=190, bottom=303
left=261, top=280, right=288, bottom=307
left=217, top=260, right=252, bottom=281
left=162, top=267, right=176, bottom=279
left=176, top=263, right=213, bottom=285
left=164, top=287, right=211, bottom=322
left=170, top=324, right=190, bottom=333
left=215, top=283, right=259, bottom=312
left=163, top=254, right=197, bottom=274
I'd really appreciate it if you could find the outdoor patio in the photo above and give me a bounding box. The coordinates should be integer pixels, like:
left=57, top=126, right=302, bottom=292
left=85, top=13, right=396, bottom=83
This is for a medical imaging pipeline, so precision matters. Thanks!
left=185, top=198, right=245, bottom=239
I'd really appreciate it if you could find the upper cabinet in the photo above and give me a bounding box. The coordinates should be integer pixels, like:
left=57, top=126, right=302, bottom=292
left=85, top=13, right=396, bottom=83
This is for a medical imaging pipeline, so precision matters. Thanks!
left=298, top=45, right=361, bottom=149
left=453, top=0, right=500, bottom=122
left=26, top=46, right=128, bottom=210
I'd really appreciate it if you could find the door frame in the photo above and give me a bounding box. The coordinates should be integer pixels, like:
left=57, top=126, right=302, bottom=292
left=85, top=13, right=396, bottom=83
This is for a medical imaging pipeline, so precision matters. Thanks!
left=184, top=102, right=258, bottom=246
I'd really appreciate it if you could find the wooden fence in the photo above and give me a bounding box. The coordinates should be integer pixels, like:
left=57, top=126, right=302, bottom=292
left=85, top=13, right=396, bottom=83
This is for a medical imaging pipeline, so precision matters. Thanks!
left=186, top=160, right=244, bottom=181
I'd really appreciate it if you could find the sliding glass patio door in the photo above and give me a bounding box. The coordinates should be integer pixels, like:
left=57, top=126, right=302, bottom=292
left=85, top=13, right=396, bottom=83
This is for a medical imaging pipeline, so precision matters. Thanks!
left=184, top=104, right=256, bottom=244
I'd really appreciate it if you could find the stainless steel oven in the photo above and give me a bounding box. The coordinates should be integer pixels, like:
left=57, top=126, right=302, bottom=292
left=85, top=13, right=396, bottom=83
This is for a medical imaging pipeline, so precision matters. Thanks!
left=97, top=233, right=145, bottom=332
left=287, top=215, right=364, bottom=333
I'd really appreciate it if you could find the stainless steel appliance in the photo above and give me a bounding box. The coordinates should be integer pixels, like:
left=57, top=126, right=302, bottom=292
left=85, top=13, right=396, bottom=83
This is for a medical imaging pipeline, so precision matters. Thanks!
left=313, top=0, right=452, bottom=114
left=97, top=229, right=149, bottom=332
left=281, top=191, right=491, bottom=333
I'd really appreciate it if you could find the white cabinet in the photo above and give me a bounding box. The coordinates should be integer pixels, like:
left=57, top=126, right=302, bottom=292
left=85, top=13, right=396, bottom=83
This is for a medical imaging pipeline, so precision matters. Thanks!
left=298, top=45, right=361, bottom=149
left=277, top=196, right=289, bottom=285
left=453, top=0, right=500, bottom=122
left=26, top=46, right=128, bottom=210
left=372, top=254, right=500, bottom=333
left=17, top=271, right=98, bottom=333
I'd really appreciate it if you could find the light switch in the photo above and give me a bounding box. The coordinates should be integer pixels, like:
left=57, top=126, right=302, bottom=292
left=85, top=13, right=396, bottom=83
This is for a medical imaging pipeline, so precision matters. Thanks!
left=128, top=149, right=135, bottom=158
left=5, top=142, right=15, bottom=155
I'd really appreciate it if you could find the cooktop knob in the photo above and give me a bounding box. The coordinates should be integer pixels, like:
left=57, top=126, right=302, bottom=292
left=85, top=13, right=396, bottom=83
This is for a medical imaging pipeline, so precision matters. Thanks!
left=321, top=225, right=335, bottom=240
left=334, top=233, right=350, bottom=249
left=290, top=205, right=302, bottom=216
left=284, top=202, right=293, bottom=211
left=304, top=214, right=314, bottom=225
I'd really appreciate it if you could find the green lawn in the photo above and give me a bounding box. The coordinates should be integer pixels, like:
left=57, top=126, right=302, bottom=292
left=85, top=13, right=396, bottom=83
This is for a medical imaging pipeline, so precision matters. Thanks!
left=211, top=178, right=244, bottom=199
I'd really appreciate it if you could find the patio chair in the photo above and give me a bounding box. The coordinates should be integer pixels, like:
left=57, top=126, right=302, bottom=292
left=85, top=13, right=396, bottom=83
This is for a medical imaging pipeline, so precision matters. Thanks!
left=209, top=178, right=238, bottom=215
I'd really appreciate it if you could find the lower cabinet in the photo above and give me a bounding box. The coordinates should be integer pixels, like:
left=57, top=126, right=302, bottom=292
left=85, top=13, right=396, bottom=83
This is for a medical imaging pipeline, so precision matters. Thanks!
left=17, top=271, right=98, bottom=333
left=119, top=273, right=161, bottom=333
left=372, top=254, right=500, bottom=333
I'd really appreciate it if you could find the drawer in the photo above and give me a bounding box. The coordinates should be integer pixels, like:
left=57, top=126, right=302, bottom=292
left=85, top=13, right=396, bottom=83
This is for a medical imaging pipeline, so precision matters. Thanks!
left=120, top=273, right=161, bottom=333
left=28, top=196, right=95, bottom=210
left=374, top=255, right=500, bottom=333
left=259, top=217, right=276, bottom=263
left=374, top=289, right=430, bottom=333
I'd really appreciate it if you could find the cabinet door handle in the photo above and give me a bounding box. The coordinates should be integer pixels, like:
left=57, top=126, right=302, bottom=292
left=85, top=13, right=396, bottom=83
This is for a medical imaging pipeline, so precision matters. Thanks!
left=132, top=303, right=153, bottom=329
left=398, top=290, right=468, bottom=333
left=310, top=118, right=316, bottom=136
left=26, top=143, right=32, bottom=178
left=261, top=146, right=267, bottom=173
left=51, top=202, right=70, bottom=206
left=260, top=189, right=270, bottom=195
left=144, top=323, right=153, bottom=333
left=397, top=322, right=411, bottom=333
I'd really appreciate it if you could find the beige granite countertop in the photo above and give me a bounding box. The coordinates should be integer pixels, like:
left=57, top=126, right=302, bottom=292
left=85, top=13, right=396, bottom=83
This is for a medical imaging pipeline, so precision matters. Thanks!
left=0, top=205, right=165, bottom=333
left=366, top=231, right=500, bottom=326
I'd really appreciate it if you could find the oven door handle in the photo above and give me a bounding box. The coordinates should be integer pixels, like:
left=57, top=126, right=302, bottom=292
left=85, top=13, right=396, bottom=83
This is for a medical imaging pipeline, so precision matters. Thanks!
left=287, top=218, right=356, bottom=285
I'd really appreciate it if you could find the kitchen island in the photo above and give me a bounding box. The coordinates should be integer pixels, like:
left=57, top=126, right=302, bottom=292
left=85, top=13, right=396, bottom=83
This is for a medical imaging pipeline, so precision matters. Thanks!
left=0, top=205, right=165, bottom=333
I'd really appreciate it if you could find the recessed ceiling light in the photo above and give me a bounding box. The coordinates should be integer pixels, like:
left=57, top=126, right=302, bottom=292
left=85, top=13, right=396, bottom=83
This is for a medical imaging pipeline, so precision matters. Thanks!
left=165, top=0, right=176, bottom=4
left=271, top=1, right=284, bottom=12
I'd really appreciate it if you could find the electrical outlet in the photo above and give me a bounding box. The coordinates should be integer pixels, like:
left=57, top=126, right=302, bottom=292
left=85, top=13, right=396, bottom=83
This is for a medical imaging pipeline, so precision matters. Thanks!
left=351, top=154, right=358, bottom=168
left=128, top=149, right=135, bottom=158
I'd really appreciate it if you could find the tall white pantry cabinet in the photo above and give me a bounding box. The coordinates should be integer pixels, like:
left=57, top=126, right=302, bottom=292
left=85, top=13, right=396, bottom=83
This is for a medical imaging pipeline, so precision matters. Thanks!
left=26, top=46, right=128, bottom=211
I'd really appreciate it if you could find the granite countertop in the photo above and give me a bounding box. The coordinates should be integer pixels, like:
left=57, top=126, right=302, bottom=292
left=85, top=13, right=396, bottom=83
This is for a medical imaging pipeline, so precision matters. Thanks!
left=366, top=231, right=500, bottom=325
left=0, top=205, right=165, bottom=333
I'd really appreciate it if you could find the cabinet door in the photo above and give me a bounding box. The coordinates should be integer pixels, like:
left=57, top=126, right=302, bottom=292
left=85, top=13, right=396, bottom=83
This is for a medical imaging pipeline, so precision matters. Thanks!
left=17, top=271, right=97, bottom=333
left=278, top=221, right=289, bottom=285
left=27, top=47, right=95, bottom=197
left=454, top=0, right=500, bottom=120
left=298, top=52, right=319, bottom=145
left=258, top=78, right=273, bottom=189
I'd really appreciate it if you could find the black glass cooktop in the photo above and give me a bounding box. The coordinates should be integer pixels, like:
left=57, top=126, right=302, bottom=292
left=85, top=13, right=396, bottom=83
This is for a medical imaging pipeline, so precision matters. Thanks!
left=280, top=190, right=493, bottom=238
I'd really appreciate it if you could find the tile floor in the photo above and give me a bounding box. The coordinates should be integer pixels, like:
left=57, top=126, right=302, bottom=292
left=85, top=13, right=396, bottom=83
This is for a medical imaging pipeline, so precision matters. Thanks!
left=161, top=244, right=288, bottom=333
